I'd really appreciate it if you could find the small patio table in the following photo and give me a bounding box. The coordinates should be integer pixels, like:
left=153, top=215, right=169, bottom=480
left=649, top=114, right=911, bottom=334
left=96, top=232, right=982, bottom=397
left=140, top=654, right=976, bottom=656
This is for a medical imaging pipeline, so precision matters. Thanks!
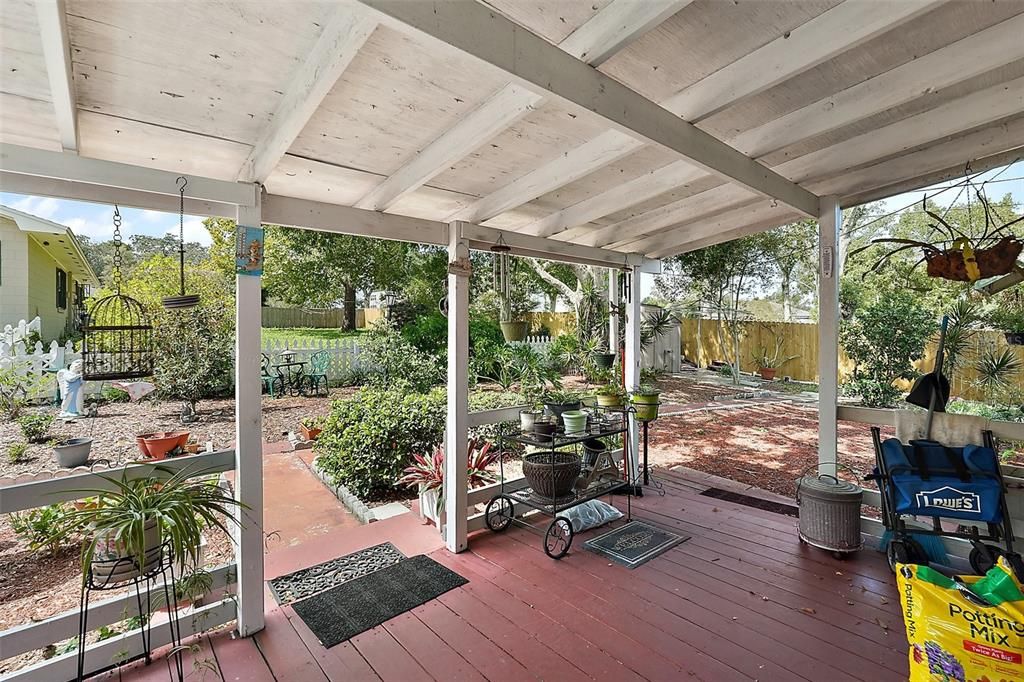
left=273, top=360, right=308, bottom=396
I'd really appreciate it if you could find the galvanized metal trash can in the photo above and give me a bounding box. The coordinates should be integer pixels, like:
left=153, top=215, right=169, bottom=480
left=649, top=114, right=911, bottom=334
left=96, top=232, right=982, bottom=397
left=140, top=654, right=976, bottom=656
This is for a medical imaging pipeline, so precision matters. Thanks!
left=796, top=469, right=864, bottom=558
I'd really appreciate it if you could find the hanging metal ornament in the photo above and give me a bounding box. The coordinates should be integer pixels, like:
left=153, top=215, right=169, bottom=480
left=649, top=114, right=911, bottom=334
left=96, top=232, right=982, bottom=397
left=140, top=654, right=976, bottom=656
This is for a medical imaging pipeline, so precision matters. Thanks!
left=82, top=206, right=155, bottom=381
left=162, top=176, right=201, bottom=309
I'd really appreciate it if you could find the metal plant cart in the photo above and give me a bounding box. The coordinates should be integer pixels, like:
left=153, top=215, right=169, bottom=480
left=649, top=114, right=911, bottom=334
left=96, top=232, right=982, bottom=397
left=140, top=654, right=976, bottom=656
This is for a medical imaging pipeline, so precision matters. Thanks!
left=485, top=405, right=636, bottom=559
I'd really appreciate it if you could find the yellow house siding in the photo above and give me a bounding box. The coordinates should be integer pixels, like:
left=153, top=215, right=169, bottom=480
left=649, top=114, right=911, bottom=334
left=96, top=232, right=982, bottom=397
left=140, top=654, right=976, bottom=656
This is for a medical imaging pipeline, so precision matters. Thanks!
left=26, top=237, right=68, bottom=341
left=0, top=218, right=30, bottom=328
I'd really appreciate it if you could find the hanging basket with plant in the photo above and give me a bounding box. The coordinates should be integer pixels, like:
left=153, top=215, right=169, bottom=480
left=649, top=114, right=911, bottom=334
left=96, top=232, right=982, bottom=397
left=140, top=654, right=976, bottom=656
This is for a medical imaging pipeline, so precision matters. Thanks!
left=851, top=186, right=1024, bottom=283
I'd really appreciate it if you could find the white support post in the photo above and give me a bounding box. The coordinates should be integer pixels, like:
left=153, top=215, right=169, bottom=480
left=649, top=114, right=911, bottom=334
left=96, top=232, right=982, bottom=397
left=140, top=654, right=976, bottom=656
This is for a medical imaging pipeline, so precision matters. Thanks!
left=445, top=222, right=470, bottom=553
left=624, top=266, right=642, bottom=482
left=817, top=196, right=841, bottom=477
left=608, top=268, right=619, bottom=355
left=234, top=191, right=265, bottom=636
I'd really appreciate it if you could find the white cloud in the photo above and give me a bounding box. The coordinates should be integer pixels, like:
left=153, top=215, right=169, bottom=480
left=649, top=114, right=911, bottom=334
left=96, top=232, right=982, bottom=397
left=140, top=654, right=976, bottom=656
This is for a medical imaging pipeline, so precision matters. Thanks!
left=10, top=196, right=61, bottom=220
left=169, top=217, right=211, bottom=246
left=140, top=209, right=166, bottom=223
left=65, top=216, right=119, bottom=241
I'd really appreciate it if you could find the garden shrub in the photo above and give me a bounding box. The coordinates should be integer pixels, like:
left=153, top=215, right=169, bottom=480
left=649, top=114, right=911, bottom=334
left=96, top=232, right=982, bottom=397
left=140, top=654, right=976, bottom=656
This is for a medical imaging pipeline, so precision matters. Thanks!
left=362, top=322, right=443, bottom=394
left=840, top=290, right=934, bottom=408
left=17, top=414, right=54, bottom=443
left=401, top=313, right=448, bottom=355
left=947, top=398, right=1024, bottom=423
left=152, top=304, right=235, bottom=410
left=7, top=442, right=28, bottom=463
left=469, top=318, right=504, bottom=349
left=10, top=503, right=79, bottom=554
left=315, top=387, right=446, bottom=499
left=0, top=368, right=40, bottom=420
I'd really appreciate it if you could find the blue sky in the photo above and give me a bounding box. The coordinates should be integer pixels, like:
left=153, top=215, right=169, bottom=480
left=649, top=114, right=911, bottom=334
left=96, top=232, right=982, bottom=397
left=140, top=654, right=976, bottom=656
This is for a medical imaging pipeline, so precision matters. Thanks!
left=0, top=193, right=210, bottom=245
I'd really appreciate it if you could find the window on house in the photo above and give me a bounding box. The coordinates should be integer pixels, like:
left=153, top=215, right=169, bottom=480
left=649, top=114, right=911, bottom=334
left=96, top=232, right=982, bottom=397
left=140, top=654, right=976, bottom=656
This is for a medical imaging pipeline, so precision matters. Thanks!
left=56, top=268, right=67, bottom=310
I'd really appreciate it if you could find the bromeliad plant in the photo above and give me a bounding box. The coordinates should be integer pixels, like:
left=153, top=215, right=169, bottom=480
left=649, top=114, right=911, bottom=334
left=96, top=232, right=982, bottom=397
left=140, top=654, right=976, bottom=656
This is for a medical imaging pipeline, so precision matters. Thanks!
left=397, top=439, right=500, bottom=517
left=48, top=466, right=243, bottom=579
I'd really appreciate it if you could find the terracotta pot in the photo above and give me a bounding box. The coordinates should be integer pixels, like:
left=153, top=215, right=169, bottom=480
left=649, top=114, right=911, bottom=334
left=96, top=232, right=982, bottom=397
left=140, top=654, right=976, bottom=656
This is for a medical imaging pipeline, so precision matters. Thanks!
left=758, top=367, right=777, bottom=380
left=137, top=431, right=190, bottom=459
left=300, top=425, right=322, bottom=441
left=499, top=320, right=529, bottom=342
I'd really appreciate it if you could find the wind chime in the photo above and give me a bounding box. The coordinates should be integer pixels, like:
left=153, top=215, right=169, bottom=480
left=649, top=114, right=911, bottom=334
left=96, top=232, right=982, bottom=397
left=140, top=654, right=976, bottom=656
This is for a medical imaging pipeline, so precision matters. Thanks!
left=81, top=206, right=154, bottom=380
left=492, top=234, right=527, bottom=342
left=161, top=176, right=201, bottom=309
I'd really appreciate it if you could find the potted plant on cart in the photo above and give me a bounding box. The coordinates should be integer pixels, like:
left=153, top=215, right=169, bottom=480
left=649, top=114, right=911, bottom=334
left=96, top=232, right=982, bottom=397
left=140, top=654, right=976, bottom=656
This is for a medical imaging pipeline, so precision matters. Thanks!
left=630, top=385, right=662, bottom=421
left=595, top=383, right=626, bottom=408
left=541, top=389, right=582, bottom=420
left=47, top=467, right=242, bottom=585
left=398, top=440, right=499, bottom=527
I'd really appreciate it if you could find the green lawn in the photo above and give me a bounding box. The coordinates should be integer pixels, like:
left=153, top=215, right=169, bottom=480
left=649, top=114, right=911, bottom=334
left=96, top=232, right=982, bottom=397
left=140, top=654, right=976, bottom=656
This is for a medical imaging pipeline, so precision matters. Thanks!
left=261, top=327, right=365, bottom=344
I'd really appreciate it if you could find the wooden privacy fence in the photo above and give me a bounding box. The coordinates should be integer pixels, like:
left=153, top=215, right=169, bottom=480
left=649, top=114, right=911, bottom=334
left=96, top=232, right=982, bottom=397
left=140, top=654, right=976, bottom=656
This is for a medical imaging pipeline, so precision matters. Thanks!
left=261, top=307, right=385, bottom=329
left=681, top=317, right=1024, bottom=401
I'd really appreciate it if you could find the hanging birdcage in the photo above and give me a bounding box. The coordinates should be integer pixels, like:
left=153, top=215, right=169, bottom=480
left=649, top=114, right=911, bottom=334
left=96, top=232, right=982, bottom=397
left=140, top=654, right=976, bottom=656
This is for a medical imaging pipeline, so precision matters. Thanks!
left=82, top=206, right=154, bottom=381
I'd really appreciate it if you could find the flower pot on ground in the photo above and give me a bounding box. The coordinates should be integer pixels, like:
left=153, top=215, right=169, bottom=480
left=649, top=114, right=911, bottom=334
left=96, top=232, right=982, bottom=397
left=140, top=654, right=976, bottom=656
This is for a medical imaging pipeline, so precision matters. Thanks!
left=499, top=320, right=529, bottom=343
left=53, top=437, right=93, bottom=468
left=751, top=337, right=798, bottom=383
left=47, top=467, right=242, bottom=587
left=758, top=367, right=777, bottom=381
left=300, top=417, right=323, bottom=442
left=397, top=440, right=498, bottom=527
left=630, top=386, right=662, bottom=422
left=561, top=410, right=588, bottom=435
left=136, top=431, right=190, bottom=459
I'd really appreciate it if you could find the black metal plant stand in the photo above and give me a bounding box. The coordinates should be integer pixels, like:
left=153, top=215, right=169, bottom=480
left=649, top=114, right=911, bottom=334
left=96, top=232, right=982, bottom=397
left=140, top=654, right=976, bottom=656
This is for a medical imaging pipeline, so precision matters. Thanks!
left=77, top=542, right=184, bottom=682
left=485, top=405, right=639, bottom=559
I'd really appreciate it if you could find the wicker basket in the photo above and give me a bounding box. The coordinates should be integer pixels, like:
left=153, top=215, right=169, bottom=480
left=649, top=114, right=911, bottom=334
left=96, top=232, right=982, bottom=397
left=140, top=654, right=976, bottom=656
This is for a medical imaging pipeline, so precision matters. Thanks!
left=523, top=452, right=581, bottom=501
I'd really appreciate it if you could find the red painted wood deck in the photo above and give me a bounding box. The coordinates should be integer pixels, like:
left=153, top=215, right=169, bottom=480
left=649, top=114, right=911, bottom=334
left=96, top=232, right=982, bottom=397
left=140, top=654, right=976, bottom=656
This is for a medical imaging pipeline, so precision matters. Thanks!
left=97, top=469, right=909, bottom=681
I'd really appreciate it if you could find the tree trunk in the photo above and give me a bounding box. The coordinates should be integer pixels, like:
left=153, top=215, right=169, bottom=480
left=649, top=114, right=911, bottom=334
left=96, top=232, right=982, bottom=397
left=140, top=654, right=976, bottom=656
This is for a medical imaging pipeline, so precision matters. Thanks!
left=341, top=281, right=357, bottom=331
left=781, top=273, right=792, bottom=322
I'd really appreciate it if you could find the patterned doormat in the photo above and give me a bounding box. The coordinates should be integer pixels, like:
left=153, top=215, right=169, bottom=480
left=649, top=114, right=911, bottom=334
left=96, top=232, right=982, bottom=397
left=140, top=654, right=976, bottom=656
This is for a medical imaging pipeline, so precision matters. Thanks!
left=291, top=555, right=467, bottom=648
left=268, top=542, right=405, bottom=606
left=584, top=520, right=689, bottom=569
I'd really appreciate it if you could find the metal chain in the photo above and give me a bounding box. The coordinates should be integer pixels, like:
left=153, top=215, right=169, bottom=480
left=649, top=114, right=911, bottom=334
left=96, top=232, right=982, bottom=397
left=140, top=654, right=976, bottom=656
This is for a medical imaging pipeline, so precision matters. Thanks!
left=111, top=205, right=123, bottom=293
left=177, top=176, right=188, bottom=296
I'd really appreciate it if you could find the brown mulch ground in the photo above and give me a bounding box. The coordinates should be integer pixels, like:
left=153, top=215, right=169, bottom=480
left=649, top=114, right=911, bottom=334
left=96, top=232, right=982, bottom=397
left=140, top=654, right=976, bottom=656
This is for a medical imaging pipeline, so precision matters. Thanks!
left=0, top=392, right=354, bottom=479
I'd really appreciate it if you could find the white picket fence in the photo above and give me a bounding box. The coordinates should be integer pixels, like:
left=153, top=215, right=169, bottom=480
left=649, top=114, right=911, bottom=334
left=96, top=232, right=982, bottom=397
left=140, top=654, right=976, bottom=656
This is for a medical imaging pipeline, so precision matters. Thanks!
left=0, top=317, right=86, bottom=399
left=261, top=337, right=366, bottom=380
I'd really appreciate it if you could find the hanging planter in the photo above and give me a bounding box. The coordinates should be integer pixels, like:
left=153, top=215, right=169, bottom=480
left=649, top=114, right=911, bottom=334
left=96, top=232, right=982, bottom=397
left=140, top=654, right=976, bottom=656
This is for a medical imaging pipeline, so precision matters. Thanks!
left=851, top=187, right=1024, bottom=283
left=500, top=320, right=528, bottom=342
left=593, top=352, right=616, bottom=369
left=162, top=176, right=200, bottom=310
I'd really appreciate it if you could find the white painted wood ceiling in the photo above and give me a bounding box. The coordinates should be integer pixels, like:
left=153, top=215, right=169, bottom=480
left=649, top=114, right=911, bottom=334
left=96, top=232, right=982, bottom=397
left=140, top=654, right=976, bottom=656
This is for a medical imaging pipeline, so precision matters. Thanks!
left=1, top=0, right=1022, bottom=257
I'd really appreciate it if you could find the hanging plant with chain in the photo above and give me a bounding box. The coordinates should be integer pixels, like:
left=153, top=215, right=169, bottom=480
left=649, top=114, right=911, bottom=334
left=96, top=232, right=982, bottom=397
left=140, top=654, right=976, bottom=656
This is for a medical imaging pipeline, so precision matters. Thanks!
left=161, top=176, right=201, bottom=309
left=81, top=206, right=155, bottom=381
left=850, top=178, right=1023, bottom=283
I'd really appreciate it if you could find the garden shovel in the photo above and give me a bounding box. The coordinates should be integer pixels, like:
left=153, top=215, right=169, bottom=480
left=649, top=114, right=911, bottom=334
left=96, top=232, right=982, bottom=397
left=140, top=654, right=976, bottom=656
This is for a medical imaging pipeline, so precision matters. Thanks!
left=906, top=315, right=950, bottom=438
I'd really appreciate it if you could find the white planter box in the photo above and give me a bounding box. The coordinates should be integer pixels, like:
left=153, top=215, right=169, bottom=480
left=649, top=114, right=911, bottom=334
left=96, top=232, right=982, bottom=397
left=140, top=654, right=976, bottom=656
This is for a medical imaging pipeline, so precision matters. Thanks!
left=419, top=489, right=442, bottom=528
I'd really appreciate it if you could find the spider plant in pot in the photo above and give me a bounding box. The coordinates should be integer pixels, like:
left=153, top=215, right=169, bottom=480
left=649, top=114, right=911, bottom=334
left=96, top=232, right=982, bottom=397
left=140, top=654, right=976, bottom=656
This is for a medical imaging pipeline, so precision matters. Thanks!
left=596, top=383, right=626, bottom=408
left=397, top=440, right=498, bottom=527
left=542, top=389, right=582, bottom=420
left=49, top=467, right=243, bottom=585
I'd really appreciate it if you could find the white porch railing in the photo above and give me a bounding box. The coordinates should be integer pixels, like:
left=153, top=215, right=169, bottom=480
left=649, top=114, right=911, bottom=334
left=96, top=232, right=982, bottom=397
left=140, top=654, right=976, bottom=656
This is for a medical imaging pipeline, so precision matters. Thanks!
left=0, top=450, right=239, bottom=682
left=838, top=406, right=1024, bottom=557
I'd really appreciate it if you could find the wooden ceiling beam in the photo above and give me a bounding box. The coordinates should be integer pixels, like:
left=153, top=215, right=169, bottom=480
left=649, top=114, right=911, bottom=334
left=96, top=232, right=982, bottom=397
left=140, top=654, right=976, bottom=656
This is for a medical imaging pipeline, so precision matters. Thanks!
left=34, top=0, right=78, bottom=152
left=559, top=0, right=694, bottom=66
left=450, top=130, right=643, bottom=223
left=355, top=84, right=542, bottom=211
left=360, top=0, right=820, bottom=217
left=239, top=9, right=377, bottom=182
left=661, top=0, right=945, bottom=122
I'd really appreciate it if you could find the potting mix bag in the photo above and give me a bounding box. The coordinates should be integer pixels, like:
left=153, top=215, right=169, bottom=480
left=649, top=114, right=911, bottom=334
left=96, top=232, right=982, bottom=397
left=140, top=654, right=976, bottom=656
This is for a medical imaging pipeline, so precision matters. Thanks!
left=896, top=557, right=1024, bottom=681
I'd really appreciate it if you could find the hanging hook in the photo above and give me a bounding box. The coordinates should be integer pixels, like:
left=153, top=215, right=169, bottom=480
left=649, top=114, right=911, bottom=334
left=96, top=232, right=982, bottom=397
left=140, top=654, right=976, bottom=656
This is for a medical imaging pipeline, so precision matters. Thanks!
left=176, top=176, right=188, bottom=193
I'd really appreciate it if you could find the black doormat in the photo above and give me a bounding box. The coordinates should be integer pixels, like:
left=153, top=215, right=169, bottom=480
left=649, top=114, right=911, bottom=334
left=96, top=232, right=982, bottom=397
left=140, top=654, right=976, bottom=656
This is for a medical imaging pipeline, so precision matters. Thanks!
left=584, top=520, right=688, bottom=569
left=699, top=487, right=799, bottom=517
left=268, top=542, right=405, bottom=606
left=290, top=555, right=467, bottom=648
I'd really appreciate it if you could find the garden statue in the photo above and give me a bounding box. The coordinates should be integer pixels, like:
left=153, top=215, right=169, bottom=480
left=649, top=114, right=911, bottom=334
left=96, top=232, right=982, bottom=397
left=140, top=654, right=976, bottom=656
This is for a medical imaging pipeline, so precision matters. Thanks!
left=57, top=359, right=85, bottom=419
